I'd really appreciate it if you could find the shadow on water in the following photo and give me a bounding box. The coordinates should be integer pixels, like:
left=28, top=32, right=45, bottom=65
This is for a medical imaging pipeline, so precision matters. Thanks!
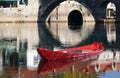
left=3, top=51, right=18, bottom=66
left=72, top=23, right=107, bottom=46
left=37, top=22, right=62, bottom=50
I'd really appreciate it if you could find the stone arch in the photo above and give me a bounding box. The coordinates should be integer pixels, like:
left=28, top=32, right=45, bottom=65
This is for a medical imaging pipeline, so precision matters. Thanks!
left=38, top=0, right=96, bottom=22
left=39, top=0, right=120, bottom=22
left=38, top=0, right=64, bottom=21
left=46, top=1, right=95, bottom=22
left=77, top=2, right=95, bottom=20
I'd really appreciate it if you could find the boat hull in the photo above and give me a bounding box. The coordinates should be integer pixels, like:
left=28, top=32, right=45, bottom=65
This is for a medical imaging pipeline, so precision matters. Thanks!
left=37, top=42, right=104, bottom=61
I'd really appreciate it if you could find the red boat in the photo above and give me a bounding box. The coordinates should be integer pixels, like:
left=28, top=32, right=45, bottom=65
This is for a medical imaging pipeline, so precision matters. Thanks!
left=37, top=42, right=104, bottom=61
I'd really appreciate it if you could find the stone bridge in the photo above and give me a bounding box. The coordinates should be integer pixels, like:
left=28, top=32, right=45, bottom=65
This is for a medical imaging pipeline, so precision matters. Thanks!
left=38, top=0, right=120, bottom=22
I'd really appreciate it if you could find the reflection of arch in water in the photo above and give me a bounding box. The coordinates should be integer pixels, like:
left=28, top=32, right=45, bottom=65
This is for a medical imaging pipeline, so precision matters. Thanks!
left=104, top=23, right=116, bottom=44
left=39, top=21, right=114, bottom=49
left=73, top=23, right=107, bottom=47
left=38, top=22, right=120, bottom=50
left=45, top=22, right=95, bottom=47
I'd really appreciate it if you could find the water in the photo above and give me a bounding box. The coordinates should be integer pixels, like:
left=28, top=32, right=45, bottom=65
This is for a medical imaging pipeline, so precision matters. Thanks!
left=0, top=22, right=120, bottom=78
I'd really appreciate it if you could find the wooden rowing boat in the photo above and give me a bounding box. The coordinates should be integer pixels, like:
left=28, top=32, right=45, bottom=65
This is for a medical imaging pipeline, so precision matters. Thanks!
left=37, top=42, right=104, bottom=61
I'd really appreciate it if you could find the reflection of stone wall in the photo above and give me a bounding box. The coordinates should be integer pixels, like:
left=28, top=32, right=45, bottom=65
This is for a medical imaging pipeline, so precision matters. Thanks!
left=46, top=22, right=95, bottom=46
left=0, top=0, right=39, bottom=22
left=0, top=51, right=3, bottom=75
left=104, top=23, right=116, bottom=43
left=0, top=23, right=39, bottom=50
left=94, top=51, right=120, bottom=72
left=98, top=51, right=120, bottom=62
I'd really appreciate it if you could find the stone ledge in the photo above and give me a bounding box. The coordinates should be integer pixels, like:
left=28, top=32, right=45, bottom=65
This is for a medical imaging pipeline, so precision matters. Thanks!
left=0, top=17, right=38, bottom=23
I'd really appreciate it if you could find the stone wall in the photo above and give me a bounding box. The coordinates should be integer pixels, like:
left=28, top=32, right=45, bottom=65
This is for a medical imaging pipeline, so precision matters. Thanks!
left=46, top=1, right=94, bottom=22
left=0, top=0, right=39, bottom=22
left=0, top=0, right=120, bottom=22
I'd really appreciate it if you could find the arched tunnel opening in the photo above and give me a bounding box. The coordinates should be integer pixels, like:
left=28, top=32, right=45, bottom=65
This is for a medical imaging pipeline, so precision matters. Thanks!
left=68, top=10, right=83, bottom=30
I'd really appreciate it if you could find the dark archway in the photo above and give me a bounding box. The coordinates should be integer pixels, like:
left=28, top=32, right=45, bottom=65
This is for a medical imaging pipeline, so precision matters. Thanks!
left=68, top=10, right=83, bottom=30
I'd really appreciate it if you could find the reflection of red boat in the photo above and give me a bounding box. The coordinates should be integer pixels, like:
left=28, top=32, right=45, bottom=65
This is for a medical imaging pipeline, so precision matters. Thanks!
left=37, top=42, right=104, bottom=61
left=38, top=58, right=96, bottom=74
left=37, top=59, right=75, bottom=74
